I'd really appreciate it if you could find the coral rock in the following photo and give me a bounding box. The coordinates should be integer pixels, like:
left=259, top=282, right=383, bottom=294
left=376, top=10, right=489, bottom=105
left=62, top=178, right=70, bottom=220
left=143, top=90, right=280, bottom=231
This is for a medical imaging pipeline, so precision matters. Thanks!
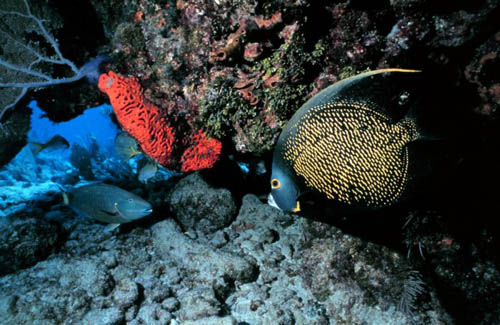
left=465, top=32, right=500, bottom=116
left=0, top=218, right=59, bottom=276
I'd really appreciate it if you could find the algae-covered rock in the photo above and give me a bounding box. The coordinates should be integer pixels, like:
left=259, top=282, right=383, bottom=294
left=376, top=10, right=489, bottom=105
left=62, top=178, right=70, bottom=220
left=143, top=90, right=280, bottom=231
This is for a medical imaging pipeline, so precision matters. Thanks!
left=166, top=172, right=237, bottom=234
left=0, top=105, right=30, bottom=169
left=177, top=286, right=220, bottom=321
left=1, top=189, right=498, bottom=323
left=0, top=217, right=59, bottom=276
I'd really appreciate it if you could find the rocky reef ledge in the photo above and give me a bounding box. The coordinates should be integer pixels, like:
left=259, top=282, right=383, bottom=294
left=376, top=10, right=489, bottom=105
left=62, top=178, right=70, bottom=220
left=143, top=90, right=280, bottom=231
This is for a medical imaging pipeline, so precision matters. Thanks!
left=0, top=173, right=455, bottom=324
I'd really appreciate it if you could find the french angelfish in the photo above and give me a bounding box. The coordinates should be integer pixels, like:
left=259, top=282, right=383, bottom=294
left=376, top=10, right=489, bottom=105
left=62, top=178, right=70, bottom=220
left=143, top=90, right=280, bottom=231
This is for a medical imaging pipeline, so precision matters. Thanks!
left=269, top=68, right=425, bottom=213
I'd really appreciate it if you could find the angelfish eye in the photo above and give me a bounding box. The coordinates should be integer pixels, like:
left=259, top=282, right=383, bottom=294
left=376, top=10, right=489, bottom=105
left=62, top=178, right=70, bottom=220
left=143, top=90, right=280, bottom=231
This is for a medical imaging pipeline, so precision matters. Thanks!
left=271, top=178, right=281, bottom=189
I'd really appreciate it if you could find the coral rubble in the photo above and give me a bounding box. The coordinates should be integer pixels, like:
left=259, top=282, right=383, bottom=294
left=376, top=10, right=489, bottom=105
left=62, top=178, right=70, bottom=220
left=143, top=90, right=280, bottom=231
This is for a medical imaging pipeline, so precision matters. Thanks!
left=0, top=174, right=454, bottom=324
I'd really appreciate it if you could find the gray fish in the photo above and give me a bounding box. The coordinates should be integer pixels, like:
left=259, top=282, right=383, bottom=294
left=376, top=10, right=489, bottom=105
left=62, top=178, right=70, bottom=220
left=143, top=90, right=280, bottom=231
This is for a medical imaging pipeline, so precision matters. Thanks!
left=29, top=135, right=69, bottom=155
left=138, top=162, right=158, bottom=183
left=115, top=132, right=141, bottom=161
left=61, top=183, right=152, bottom=231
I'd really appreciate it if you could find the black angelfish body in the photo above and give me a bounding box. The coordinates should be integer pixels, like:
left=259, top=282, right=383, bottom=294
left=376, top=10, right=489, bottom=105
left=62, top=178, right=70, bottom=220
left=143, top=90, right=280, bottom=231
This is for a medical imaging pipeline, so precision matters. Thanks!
left=269, top=68, right=427, bottom=213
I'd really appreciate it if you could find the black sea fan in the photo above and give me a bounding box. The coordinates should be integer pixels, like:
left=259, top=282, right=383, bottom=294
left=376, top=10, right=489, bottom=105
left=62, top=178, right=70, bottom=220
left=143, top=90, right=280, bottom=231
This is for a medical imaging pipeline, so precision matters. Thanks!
left=398, top=270, right=426, bottom=315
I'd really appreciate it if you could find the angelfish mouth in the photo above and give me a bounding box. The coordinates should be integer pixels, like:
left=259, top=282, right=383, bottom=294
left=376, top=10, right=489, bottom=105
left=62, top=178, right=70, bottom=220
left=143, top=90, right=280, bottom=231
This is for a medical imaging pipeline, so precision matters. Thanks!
left=267, top=193, right=281, bottom=210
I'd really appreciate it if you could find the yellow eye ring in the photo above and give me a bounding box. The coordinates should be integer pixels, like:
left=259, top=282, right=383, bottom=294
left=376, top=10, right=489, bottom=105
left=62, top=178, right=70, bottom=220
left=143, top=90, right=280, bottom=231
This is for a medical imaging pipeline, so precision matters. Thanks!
left=271, top=178, right=280, bottom=189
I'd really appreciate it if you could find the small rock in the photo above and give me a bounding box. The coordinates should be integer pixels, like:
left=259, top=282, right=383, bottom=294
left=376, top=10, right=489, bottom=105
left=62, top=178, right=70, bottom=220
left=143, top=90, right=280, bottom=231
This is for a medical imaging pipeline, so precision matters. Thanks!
left=152, top=219, right=258, bottom=284
left=101, top=251, right=118, bottom=269
left=177, top=286, right=220, bottom=321
left=150, top=283, right=172, bottom=303
left=113, top=279, right=139, bottom=309
left=161, top=297, right=180, bottom=312
left=82, top=307, right=124, bottom=325
left=133, top=303, right=171, bottom=324
left=209, top=230, right=229, bottom=248
left=166, top=172, right=237, bottom=234
left=125, top=305, right=138, bottom=322
left=0, top=218, right=59, bottom=275
left=182, top=316, right=237, bottom=325
left=60, top=259, right=114, bottom=297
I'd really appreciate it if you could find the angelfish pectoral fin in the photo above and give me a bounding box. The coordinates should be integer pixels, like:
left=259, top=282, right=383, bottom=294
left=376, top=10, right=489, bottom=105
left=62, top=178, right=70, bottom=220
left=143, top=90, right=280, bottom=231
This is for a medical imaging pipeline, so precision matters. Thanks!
left=267, top=193, right=281, bottom=210
left=293, top=201, right=301, bottom=213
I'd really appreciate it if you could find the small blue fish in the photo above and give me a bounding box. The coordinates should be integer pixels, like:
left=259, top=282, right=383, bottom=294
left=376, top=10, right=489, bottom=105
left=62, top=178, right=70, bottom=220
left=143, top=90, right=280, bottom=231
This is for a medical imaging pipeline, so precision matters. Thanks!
left=115, top=132, right=141, bottom=161
left=29, top=135, right=69, bottom=155
left=138, top=163, right=158, bottom=183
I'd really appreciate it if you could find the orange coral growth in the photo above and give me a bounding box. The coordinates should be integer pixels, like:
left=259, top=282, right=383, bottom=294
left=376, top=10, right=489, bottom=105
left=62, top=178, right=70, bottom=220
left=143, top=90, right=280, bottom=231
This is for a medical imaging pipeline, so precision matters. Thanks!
left=176, top=0, right=187, bottom=10
left=254, top=12, right=282, bottom=29
left=98, top=71, right=175, bottom=166
left=209, top=26, right=246, bottom=64
left=209, top=49, right=227, bottom=63
left=233, top=70, right=266, bottom=105
left=263, top=73, right=280, bottom=89
left=244, top=42, right=262, bottom=62
left=234, top=71, right=262, bottom=89
left=181, top=130, right=222, bottom=172
left=279, top=22, right=299, bottom=42
left=225, top=26, right=245, bottom=53
left=238, top=85, right=259, bottom=105
left=134, top=11, right=143, bottom=22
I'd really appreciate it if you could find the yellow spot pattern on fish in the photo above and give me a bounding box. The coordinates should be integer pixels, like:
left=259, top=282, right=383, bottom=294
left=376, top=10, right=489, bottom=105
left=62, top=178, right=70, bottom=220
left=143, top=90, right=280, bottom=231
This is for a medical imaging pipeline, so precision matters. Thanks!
left=283, top=101, right=418, bottom=207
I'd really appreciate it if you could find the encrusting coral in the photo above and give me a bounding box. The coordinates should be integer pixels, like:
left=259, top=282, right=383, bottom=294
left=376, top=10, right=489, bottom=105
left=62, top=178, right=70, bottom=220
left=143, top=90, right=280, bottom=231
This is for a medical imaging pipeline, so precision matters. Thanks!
left=98, top=71, right=221, bottom=172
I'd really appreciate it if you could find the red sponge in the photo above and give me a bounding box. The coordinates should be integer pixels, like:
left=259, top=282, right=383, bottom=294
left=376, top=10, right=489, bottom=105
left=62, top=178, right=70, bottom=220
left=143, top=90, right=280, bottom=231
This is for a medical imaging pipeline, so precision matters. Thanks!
left=99, top=71, right=221, bottom=171
left=98, top=71, right=175, bottom=166
left=181, top=130, right=222, bottom=172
